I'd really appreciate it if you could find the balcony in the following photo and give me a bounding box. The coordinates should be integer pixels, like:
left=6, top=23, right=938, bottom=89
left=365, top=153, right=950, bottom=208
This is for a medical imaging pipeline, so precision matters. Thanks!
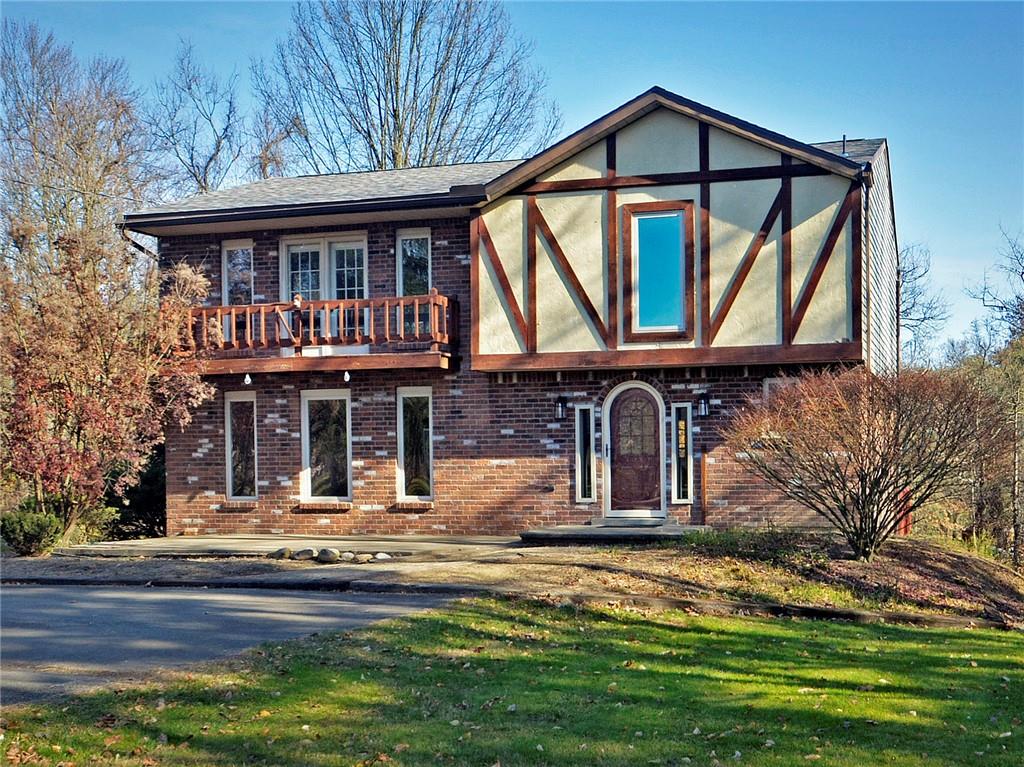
left=180, top=290, right=458, bottom=374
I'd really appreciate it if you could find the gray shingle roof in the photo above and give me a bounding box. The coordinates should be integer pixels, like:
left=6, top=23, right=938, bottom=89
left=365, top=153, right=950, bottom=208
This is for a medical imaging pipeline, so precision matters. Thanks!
left=130, top=159, right=523, bottom=217
left=811, top=138, right=886, bottom=165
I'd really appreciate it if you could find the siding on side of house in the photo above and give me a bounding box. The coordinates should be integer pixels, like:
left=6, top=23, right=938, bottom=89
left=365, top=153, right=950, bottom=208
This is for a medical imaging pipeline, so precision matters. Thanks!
left=865, top=142, right=900, bottom=373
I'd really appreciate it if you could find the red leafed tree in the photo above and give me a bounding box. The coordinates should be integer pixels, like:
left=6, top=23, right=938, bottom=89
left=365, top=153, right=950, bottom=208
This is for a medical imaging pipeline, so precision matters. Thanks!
left=0, top=21, right=212, bottom=539
left=724, top=368, right=1010, bottom=561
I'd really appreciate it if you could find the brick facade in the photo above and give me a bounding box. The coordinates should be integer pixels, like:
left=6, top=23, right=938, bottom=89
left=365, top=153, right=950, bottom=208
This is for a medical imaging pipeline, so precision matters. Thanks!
left=161, top=217, right=823, bottom=535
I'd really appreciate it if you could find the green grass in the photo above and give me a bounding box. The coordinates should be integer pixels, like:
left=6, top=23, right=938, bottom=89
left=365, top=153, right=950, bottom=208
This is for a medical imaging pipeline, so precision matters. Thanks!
left=3, top=599, right=1022, bottom=766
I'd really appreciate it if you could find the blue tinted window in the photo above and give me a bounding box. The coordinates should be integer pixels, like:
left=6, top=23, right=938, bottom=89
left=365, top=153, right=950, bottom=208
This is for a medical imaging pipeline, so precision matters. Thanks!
left=636, top=213, right=684, bottom=329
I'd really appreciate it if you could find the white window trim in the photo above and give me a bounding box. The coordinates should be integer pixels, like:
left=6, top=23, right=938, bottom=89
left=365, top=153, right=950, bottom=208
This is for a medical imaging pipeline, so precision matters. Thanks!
left=278, top=231, right=368, bottom=302
left=299, top=389, right=353, bottom=502
left=221, top=238, right=254, bottom=306
left=601, top=381, right=667, bottom=519
left=224, top=390, right=258, bottom=501
left=396, top=385, right=433, bottom=501
left=396, top=227, right=432, bottom=296
left=631, top=210, right=687, bottom=334
left=763, top=376, right=798, bottom=401
left=575, top=404, right=597, bottom=503
left=671, top=402, right=694, bottom=504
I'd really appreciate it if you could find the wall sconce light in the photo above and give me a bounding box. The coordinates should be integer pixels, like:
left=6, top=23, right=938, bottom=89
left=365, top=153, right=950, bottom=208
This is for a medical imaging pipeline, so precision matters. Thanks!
left=243, top=373, right=252, bottom=386
left=555, top=395, right=568, bottom=419
left=697, top=392, right=710, bottom=417
left=343, top=371, right=351, bottom=383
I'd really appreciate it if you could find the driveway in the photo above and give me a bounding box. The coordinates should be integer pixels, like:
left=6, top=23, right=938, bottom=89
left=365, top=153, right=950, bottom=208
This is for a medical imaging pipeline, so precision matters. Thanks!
left=0, top=585, right=444, bottom=706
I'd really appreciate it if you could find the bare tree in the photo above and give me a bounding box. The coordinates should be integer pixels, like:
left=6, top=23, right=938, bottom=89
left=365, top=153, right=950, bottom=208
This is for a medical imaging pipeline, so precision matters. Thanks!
left=247, top=112, right=295, bottom=180
left=724, top=369, right=1009, bottom=561
left=970, top=228, right=1024, bottom=337
left=898, top=243, right=949, bottom=366
left=252, top=0, right=561, bottom=174
left=147, top=40, right=243, bottom=194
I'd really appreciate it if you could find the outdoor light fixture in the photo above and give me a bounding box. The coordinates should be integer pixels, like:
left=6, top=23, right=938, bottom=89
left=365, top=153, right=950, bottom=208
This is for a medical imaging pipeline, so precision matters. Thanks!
left=243, top=373, right=252, bottom=386
left=555, top=395, right=568, bottom=419
left=697, top=392, right=710, bottom=417
left=343, top=371, right=351, bottom=383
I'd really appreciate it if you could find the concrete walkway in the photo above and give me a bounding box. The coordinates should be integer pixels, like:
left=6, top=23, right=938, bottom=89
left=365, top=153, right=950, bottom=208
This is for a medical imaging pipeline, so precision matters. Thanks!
left=58, top=533, right=518, bottom=559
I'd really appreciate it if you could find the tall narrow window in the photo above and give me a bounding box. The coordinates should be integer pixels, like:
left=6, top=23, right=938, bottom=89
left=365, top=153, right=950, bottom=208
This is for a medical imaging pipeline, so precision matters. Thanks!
left=331, top=239, right=367, bottom=338
left=222, top=239, right=254, bottom=343
left=575, top=405, right=596, bottom=502
left=301, top=390, right=351, bottom=500
left=225, top=391, right=257, bottom=499
left=287, top=243, right=322, bottom=300
left=623, top=201, right=695, bottom=342
left=397, top=386, right=432, bottom=500
left=671, top=403, right=693, bottom=503
left=397, top=229, right=431, bottom=295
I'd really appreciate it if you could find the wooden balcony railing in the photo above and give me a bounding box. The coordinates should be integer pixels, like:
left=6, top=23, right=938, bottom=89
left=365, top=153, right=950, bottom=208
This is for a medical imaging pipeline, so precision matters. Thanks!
left=182, top=289, right=458, bottom=355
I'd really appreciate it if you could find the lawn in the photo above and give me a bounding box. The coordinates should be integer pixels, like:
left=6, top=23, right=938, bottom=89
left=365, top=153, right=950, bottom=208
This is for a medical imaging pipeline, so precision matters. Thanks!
left=2, top=599, right=1021, bottom=766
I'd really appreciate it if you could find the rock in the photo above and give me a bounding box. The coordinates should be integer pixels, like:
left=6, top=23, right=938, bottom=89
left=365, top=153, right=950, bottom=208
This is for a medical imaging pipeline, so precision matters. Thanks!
left=374, top=552, right=392, bottom=560
left=341, top=551, right=356, bottom=561
left=268, top=547, right=292, bottom=560
left=354, top=553, right=374, bottom=564
left=316, top=548, right=341, bottom=563
left=292, top=548, right=317, bottom=561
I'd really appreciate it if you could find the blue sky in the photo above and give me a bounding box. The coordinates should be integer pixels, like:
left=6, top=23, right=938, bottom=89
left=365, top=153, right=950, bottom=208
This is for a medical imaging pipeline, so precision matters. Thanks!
left=6, top=1, right=1023, bottom=342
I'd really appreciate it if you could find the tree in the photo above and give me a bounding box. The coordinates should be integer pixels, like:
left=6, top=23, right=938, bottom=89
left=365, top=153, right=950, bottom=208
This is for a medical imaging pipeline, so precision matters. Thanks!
left=970, top=229, right=1024, bottom=337
left=146, top=40, right=244, bottom=194
left=0, top=21, right=212, bottom=541
left=252, top=0, right=561, bottom=174
left=898, top=243, right=949, bottom=366
left=724, top=369, right=1009, bottom=561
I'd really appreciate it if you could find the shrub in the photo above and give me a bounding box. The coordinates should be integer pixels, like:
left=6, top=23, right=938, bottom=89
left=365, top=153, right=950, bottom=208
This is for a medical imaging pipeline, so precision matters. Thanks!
left=0, top=505, right=63, bottom=556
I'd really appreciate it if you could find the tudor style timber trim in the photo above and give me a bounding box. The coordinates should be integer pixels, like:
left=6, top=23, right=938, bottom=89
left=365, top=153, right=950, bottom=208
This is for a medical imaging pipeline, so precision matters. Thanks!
left=469, top=213, right=481, bottom=358
left=699, top=122, right=712, bottom=344
left=529, top=197, right=610, bottom=345
left=472, top=341, right=862, bottom=372
left=781, top=156, right=794, bottom=345
left=526, top=196, right=539, bottom=352
left=620, top=199, right=697, bottom=344
left=709, top=185, right=784, bottom=344
left=791, top=180, right=860, bottom=339
left=606, top=135, right=619, bottom=350
left=476, top=214, right=529, bottom=349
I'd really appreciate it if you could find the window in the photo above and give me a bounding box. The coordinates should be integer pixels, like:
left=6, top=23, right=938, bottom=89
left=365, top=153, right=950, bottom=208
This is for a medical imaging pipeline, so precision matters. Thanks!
left=763, top=376, right=798, bottom=401
left=225, top=391, right=257, bottom=500
left=287, top=243, right=322, bottom=300
left=397, top=228, right=431, bottom=295
left=622, top=201, right=695, bottom=342
left=671, top=403, right=693, bottom=503
left=222, top=239, right=254, bottom=343
left=575, top=405, right=596, bottom=502
left=300, top=390, right=352, bottom=501
left=333, top=242, right=366, bottom=300
left=397, top=386, right=432, bottom=500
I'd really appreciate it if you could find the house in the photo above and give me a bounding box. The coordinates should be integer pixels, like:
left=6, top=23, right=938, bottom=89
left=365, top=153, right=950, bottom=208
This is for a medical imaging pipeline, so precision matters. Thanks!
left=123, top=87, right=898, bottom=536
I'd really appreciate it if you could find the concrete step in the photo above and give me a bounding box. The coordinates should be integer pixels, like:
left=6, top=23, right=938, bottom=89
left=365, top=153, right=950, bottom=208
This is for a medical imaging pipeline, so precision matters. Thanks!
left=590, top=517, right=667, bottom=528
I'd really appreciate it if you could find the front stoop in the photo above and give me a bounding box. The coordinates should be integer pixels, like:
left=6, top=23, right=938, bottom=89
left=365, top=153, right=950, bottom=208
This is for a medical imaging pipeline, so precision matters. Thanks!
left=520, top=521, right=710, bottom=545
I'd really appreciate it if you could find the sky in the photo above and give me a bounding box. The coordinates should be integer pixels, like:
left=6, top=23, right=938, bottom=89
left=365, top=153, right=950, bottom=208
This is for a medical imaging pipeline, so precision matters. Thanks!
left=5, top=0, right=1023, bottom=343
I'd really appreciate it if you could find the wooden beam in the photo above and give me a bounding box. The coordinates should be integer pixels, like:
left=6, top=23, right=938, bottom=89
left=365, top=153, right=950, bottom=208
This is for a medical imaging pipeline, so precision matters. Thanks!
left=477, top=214, right=530, bottom=349
left=781, top=156, right=793, bottom=345
left=199, top=351, right=451, bottom=375
left=530, top=197, right=609, bottom=345
left=851, top=183, right=863, bottom=343
left=526, top=196, right=539, bottom=352
left=518, top=162, right=830, bottom=195
left=607, top=131, right=619, bottom=350
left=699, top=122, right=711, bottom=345
left=469, top=213, right=481, bottom=359
left=709, top=185, right=784, bottom=344
left=471, top=341, right=862, bottom=372
left=606, top=134, right=617, bottom=178
left=791, top=181, right=859, bottom=340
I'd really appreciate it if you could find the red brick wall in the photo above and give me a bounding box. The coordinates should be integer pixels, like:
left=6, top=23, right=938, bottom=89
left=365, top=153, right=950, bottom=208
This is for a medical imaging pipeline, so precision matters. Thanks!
left=161, top=219, right=825, bottom=535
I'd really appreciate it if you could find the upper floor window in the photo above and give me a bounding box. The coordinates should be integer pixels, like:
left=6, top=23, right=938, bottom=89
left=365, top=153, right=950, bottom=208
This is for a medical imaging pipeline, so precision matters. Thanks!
left=397, top=228, right=431, bottom=295
left=622, top=201, right=695, bottom=342
left=222, top=239, right=254, bottom=306
left=287, top=242, right=322, bottom=300
left=280, top=233, right=368, bottom=302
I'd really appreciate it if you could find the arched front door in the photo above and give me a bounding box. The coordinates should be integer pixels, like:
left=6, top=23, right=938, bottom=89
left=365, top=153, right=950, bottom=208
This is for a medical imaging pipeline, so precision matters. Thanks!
left=605, top=384, right=665, bottom=517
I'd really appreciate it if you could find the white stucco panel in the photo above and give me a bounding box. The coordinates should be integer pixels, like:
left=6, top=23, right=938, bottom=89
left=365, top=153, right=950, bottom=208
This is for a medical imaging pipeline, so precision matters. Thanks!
left=791, top=175, right=852, bottom=344
left=481, top=197, right=528, bottom=307
left=616, top=108, right=700, bottom=176
left=535, top=233, right=605, bottom=352
left=709, top=125, right=782, bottom=170
left=536, top=140, right=607, bottom=182
left=709, top=179, right=782, bottom=346
left=535, top=192, right=607, bottom=319
left=477, top=237, right=525, bottom=355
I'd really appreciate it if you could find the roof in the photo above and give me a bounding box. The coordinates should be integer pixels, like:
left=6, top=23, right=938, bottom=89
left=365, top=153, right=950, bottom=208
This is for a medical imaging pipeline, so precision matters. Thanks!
left=122, top=160, right=522, bottom=230
left=810, top=138, right=886, bottom=166
left=123, top=87, right=884, bottom=234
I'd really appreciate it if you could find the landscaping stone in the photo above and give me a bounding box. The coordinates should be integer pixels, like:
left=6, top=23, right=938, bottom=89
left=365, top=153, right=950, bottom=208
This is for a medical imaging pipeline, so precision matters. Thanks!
left=354, top=553, right=374, bottom=564
left=268, top=547, right=292, bottom=560
left=292, top=548, right=317, bottom=561
left=316, top=548, right=341, bottom=564
left=374, top=552, right=392, bottom=560
left=341, top=551, right=356, bottom=561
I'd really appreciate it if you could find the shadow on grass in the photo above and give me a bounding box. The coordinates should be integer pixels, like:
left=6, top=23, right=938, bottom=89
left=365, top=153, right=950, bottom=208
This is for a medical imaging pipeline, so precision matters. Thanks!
left=4, top=598, right=1022, bottom=767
